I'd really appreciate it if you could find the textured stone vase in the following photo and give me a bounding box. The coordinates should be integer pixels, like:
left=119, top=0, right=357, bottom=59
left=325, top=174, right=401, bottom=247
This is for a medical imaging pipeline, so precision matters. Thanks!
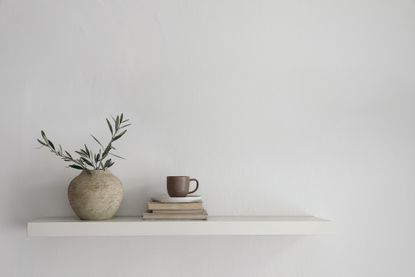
left=68, top=170, right=123, bottom=220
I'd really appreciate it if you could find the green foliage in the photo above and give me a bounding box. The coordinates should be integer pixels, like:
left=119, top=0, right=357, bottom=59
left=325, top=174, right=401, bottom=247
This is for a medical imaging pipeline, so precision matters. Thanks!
left=37, top=113, right=130, bottom=170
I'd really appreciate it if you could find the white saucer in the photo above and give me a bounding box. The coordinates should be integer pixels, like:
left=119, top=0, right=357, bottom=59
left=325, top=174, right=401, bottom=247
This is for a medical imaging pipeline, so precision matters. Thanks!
left=152, top=195, right=202, bottom=203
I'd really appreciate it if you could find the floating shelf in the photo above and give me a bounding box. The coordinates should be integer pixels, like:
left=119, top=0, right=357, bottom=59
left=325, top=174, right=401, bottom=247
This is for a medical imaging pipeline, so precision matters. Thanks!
left=27, top=216, right=334, bottom=237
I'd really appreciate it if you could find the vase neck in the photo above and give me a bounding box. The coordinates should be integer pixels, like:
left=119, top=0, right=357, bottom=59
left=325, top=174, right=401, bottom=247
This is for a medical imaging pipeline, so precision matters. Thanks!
left=81, top=169, right=112, bottom=176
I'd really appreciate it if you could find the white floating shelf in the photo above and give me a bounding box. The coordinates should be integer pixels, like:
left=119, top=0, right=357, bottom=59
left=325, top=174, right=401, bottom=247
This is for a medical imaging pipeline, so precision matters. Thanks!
left=27, top=216, right=334, bottom=237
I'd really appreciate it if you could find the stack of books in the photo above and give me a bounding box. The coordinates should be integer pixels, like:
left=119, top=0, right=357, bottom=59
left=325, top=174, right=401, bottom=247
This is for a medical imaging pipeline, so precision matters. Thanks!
left=143, top=197, right=208, bottom=220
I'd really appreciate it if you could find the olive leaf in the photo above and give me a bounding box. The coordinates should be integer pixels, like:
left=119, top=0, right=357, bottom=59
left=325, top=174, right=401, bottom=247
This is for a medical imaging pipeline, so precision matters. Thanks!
left=109, top=153, right=125, bottom=159
left=91, top=135, right=104, bottom=149
left=106, top=119, right=113, bottom=135
left=69, top=164, right=84, bottom=170
left=48, top=140, right=55, bottom=150
left=37, top=139, right=47, bottom=146
left=113, top=130, right=127, bottom=141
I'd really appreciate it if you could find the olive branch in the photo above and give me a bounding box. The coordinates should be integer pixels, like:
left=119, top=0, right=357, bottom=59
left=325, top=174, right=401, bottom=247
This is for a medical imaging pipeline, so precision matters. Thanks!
left=37, top=113, right=130, bottom=170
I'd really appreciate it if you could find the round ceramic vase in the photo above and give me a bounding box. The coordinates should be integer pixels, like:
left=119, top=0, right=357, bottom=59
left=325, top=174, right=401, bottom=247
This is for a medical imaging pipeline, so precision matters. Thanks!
left=68, top=170, right=123, bottom=220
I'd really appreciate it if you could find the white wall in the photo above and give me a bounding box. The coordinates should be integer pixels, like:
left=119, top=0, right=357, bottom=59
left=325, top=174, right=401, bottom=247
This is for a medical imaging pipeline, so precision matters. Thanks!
left=1, top=0, right=415, bottom=276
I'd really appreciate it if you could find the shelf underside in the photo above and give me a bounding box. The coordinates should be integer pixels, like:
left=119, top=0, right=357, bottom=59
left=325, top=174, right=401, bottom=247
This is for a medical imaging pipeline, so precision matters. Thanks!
left=27, top=216, right=333, bottom=237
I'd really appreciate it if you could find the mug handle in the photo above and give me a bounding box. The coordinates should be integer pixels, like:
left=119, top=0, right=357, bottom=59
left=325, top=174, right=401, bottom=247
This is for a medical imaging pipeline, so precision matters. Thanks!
left=188, top=178, right=199, bottom=194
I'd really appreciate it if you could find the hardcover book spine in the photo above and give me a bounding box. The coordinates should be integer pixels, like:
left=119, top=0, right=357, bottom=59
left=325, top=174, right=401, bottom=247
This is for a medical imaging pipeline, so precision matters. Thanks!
left=152, top=209, right=205, bottom=214
left=147, top=202, right=203, bottom=210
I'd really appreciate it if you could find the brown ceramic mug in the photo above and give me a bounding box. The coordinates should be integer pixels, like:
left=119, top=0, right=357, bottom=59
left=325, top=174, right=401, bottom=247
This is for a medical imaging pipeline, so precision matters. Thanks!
left=167, top=176, right=199, bottom=197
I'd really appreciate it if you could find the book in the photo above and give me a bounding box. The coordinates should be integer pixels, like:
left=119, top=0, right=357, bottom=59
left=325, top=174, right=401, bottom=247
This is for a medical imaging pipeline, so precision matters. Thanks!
left=152, top=209, right=205, bottom=214
left=152, top=195, right=202, bottom=203
left=142, top=211, right=208, bottom=220
left=147, top=201, right=203, bottom=211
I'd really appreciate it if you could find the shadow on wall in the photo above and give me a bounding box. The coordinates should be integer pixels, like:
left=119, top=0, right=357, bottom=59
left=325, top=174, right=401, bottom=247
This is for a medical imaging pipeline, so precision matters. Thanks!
left=18, top=235, right=306, bottom=276
left=7, top=167, right=73, bottom=232
left=117, top=176, right=162, bottom=216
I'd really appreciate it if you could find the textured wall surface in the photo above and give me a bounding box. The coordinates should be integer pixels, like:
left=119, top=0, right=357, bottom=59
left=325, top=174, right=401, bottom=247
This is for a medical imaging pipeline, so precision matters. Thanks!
left=1, top=1, right=415, bottom=276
